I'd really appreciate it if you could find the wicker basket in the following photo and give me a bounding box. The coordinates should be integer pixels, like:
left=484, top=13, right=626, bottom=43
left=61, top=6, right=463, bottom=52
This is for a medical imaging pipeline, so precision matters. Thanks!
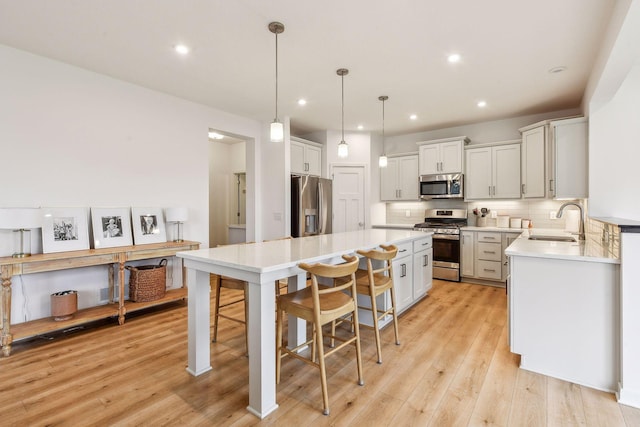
left=126, top=259, right=167, bottom=302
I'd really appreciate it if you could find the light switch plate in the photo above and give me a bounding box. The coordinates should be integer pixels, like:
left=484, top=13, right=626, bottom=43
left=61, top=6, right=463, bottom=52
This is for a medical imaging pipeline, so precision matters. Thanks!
left=549, top=210, right=557, bottom=219
left=405, top=210, right=411, bottom=217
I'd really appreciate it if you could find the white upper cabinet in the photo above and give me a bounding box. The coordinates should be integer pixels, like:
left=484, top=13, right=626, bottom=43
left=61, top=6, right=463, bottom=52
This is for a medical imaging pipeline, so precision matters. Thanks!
left=291, top=137, right=322, bottom=176
left=550, top=117, right=588, bottom=199
left=380, top=154, right=419, bottom=201
left=465, top=142, right=521, bottom=200
left=520, top=125, right=547, bottom=198
left=518, top=116, right=588, bottom=200
left=417, top=136, right=469, bottom=175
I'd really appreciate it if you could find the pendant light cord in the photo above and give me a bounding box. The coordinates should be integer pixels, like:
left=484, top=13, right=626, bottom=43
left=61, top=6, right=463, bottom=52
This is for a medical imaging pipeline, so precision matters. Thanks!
left=382, top=98, right=385, bottom=153
left=275, top=31, right=279, bottom=120
left=341, top=74, right=345, bottom=141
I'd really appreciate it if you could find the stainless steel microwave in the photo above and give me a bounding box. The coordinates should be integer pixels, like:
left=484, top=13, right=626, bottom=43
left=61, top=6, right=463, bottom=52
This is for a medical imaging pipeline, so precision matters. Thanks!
left=419, top=173, right=464, bottom=200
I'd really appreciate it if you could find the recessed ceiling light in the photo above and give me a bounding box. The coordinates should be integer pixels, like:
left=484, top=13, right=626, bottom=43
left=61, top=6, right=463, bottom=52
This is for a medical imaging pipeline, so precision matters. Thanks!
left=477, top=101, right=487, bottom=108
left=174, top=44, right=190, bottom=55
left=448, top=54, right=461, bottom=63
left=410, top=114, right=417, bottom=120
left=297, top=99, right=307, bottom=106
left=548, top=66, right=567, bottom=74
left=208, top=131, right=224, bottom=139
left=357, top=125, right=364, bottom=130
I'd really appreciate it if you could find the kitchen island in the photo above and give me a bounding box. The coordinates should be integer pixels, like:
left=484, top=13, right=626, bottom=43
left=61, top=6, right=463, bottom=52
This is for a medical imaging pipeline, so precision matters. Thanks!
left=177, top=229, right=431, bottom=419
left=505, top=229, right=620, bottom=392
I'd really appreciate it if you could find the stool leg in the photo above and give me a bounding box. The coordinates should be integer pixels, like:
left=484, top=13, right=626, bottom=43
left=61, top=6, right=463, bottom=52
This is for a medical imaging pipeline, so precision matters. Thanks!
left=315, top=319, right=330, bottom=416
left=276, top=303, right=283, bottom=384
left=212, top=280, right=222, bottom=343
left=352, top=303, right=364, bottom=387
left=370, top=288, right=383, bottom=364
left=389, top=284, right=400, bottom=346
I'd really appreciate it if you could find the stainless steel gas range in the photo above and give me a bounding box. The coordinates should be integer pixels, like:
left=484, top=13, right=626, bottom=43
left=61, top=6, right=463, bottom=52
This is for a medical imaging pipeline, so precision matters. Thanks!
left=414, top=208, right=468, bottom=282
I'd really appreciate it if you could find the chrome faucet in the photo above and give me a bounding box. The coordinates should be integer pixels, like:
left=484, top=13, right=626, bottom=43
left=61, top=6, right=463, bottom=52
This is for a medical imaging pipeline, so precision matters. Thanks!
left=556, top=202, right=585, bottom=241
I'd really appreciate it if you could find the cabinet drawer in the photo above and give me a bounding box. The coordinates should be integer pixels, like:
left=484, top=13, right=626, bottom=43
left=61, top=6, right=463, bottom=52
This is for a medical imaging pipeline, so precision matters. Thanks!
left=394, top=241, right=413, bottom=258
left=477, top=232, right=501, bottom=243
left=476, top=242, right=501, bottom=261
left=413, top=236, right=432, bottom=252
left=476, top=260, right=502, bottom=280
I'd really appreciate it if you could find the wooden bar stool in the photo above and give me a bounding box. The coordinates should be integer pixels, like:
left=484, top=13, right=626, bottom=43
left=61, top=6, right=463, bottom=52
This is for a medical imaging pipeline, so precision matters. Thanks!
left=276, top=254, right=364, bottom=416
left=211, top=242, right=253, bottom=353
left=354, top=244, right=400, bottom=364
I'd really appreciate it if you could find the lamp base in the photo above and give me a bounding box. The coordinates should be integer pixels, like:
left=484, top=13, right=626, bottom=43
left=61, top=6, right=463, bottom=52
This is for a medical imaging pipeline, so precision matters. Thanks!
left=12, top=252, right=31, bottom=258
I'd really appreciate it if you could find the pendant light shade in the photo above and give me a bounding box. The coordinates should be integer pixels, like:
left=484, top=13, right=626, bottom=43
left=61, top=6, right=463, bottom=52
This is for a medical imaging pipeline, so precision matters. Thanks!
left=378, top=95, right=389, bottom=168
left=337, top=68, right=349, bottom=158
left=269, top=22, right=285, bottom=143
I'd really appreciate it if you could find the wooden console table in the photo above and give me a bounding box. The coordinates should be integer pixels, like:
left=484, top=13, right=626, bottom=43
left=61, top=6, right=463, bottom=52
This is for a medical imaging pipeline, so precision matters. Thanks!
left=0, top=240, right=199, bottom=356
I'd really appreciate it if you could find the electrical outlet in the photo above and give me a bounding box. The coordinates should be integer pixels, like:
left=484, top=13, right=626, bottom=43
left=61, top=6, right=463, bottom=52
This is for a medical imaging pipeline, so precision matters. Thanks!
left=490, top=211, right=497, bottom=219
left=549, top=210, right=557, bottom=219
left=405, top=210, right=411, bottom=217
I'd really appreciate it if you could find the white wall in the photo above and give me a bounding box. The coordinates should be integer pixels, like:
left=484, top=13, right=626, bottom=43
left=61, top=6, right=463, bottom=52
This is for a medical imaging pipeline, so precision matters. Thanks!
left=260, top=118, right=290, bottom=241
left=0, top=44, right=263, bottom=322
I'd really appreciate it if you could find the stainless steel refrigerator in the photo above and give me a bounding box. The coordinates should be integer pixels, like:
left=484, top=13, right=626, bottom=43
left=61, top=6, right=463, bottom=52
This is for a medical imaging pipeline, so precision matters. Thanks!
left=291, top=175, right=332, bottom=237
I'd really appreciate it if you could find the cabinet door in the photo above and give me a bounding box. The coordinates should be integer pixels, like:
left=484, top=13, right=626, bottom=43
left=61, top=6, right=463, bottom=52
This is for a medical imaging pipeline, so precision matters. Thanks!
left=413, top=248, right=433, bottom=298
left=493, top=144, right=521, bottom=199
left=461, top=231, right=475, bottom=277
left=465, top=148, right=492, bottom=199
left=440, top=140, right=463, bottom=173
left=521, top=127, right=546, bottom=198
left=290, top=141, right=305, bottom=175
left=380, top=158, right=399, bottom=201
left=397, top=155, right=419, bottom=200
left=552, top=118, right=588, bottom=199
left=418, top=144, right=440, bottom=175
left=393, top=256, right=413, bottom=312
left=305, top=144, right=322, bottom=176
left=502, top=233, right=519, bottom=281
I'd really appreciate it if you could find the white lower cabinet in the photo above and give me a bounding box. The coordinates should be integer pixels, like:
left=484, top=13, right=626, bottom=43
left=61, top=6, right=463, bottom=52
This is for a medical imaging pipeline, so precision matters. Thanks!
left=461, top=229, right=521, bottom=285
left=358, top=236, right=432, bottom=328
left=393, top=243, right=414, bottom=312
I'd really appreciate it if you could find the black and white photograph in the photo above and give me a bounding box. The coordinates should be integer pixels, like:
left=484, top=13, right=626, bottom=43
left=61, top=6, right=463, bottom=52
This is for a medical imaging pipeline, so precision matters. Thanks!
left=102, top=216, right=123, bottom=238
left=53, top=217, right=78, bottom=241
left=131, top=207, right=166, bottom=245
left=140, top=215, right=158, bottom=235
left=42, top=207, right=90, bottom=253
left=90, top=207, right=133, bottom=249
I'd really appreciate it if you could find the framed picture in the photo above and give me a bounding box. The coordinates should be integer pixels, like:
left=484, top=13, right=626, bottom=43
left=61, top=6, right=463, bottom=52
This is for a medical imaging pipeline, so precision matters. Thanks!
left=42, top=207, right=90, bottom=253
left=131, top=207, right=167, bottom=245
left=90, top=207, right=133, bottom=249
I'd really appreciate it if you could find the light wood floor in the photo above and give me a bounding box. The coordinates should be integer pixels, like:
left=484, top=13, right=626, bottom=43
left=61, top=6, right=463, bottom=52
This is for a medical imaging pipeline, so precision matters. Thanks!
left=1, top=280, right=639, bottom=426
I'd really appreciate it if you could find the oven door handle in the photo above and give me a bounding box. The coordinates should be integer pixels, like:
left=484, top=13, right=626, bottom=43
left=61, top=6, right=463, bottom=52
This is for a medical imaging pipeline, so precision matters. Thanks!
left=432, top=234, right=460, bottom=241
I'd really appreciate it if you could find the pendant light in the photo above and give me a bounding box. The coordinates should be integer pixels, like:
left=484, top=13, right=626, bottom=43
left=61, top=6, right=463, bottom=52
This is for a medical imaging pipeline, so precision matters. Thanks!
left=336, top=68, right=349, bottom=158
left=378, top=95, right=389, bottom=168
left=269, top=22, right=285, bottom=143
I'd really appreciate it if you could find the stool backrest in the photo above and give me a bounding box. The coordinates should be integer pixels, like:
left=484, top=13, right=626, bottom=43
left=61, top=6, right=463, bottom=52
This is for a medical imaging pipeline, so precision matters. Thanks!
left=298, top=255, right=359, bottom=306
left=356, top=244, right=398, bottom=277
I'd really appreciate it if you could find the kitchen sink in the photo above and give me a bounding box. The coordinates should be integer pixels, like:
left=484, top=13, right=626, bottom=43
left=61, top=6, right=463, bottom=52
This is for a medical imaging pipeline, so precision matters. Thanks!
left=528, top=235, right=577, bottom=242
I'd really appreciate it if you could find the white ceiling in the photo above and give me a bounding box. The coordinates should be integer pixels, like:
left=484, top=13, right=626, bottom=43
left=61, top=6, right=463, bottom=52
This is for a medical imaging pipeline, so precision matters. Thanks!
left=0, top=0, right=616, bottom=137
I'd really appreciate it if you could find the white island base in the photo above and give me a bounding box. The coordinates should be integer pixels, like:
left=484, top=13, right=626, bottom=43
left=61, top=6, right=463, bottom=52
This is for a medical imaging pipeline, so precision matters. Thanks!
left=509, top=255, right=620, bottom=392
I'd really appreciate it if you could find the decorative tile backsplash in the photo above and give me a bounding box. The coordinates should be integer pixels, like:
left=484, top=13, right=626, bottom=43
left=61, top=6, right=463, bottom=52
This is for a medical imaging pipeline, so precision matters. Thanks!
left=385, top=199, right=585, bottom=230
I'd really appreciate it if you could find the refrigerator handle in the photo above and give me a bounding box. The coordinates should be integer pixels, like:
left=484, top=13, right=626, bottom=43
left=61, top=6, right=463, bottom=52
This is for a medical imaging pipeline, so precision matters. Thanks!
left=317, top=180, right=324, bottom=234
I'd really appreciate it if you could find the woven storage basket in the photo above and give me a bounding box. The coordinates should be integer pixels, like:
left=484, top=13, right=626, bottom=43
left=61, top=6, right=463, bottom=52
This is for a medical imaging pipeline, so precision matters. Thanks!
left=127, top=259, right=167, bottom=302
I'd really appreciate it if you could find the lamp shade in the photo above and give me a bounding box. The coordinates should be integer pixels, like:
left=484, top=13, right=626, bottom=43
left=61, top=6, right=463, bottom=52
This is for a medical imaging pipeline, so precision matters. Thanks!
left=270, top=121, right=284, bottom=143
left=165, top=207, right=188, bottom=223
left=0, top=208, right=42, bottom=229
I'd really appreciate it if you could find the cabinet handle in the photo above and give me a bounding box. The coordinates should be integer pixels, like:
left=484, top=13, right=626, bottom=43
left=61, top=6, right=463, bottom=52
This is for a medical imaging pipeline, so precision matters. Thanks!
left=492, top=185, right=496, bottom=196
left=522, top=183, right=525, bottom=194
left=423, top=255, right=428, bottom=267
left=549, top=179, right=554, bottom=192
left=399, top=249, right=408, bottom=253
left=422, top=242, right=429, bottom=246
left=398, top=189, right=402, bottom=198
left=483, top=251, right=496, bottom=254
left=485, top=236, right=496, bottom=240
left=488, top=185, right=492, bottom=196
left=484, top=268, right=496, bottom=272
left=401, top=263, right=407, bottom=277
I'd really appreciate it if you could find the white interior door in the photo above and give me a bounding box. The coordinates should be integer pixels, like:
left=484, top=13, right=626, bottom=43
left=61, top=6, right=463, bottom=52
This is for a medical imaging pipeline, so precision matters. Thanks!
left=331, top=165, right=365, bottom=233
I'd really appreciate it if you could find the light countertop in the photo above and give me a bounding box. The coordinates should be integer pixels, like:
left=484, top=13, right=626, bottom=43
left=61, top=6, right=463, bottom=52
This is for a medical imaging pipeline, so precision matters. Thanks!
left=372, top=224, right=415, bottom=230
left=592, top=217, right=640, bottom=233
left=179, top=229, right=432, bottom=273
left=504, top=229, right=619, bottom=264
left=462, top=226, right=524, bottom=233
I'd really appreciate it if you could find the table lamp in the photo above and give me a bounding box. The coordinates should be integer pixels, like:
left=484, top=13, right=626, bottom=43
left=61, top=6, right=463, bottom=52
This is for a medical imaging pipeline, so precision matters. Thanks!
left=165, top=207, right=188, bottom=243
left=0, top=208, right=42, bottom=257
